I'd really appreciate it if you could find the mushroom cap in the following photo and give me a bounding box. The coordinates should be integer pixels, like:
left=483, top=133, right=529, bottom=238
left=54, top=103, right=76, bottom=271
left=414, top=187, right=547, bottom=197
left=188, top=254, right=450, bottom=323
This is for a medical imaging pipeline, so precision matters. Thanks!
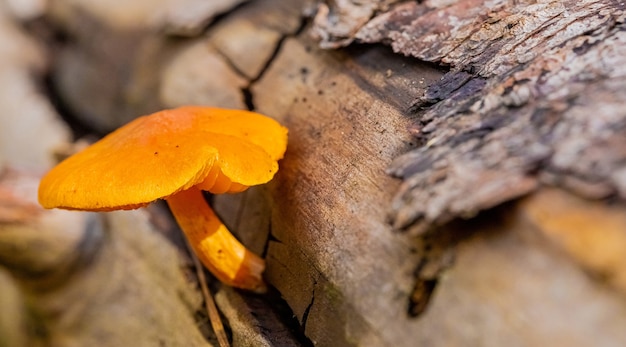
left=38, top=106, right=288, bottom=211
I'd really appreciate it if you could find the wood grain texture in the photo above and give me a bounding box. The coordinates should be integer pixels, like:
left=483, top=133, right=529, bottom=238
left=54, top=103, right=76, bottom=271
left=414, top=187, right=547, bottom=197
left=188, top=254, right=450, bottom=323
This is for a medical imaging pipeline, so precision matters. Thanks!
left=5, top=0, right=626, bottom=345
left=251, top=35, right=446, bottom=346
left=314, top=0, right=626, bottom=234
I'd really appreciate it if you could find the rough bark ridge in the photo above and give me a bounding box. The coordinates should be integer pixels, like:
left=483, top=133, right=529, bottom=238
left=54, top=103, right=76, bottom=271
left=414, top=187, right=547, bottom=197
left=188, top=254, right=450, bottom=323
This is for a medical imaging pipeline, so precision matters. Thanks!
left=313, top=0, right=626, bottom=234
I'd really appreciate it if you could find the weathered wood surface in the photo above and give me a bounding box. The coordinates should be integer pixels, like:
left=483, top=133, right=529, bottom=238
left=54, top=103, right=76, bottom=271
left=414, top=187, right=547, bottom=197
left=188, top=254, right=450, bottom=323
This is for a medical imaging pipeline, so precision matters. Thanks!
left=285, top=0, right=626, bottom=344
left=253, top=38, right=444, bottom=346
left=241, top=1, right=626, bottom=343
left=313, top=0, right=626, bottom=233
left=2, top=0, right=626, bottom=346
left=1, top=1, right=304, bottom=346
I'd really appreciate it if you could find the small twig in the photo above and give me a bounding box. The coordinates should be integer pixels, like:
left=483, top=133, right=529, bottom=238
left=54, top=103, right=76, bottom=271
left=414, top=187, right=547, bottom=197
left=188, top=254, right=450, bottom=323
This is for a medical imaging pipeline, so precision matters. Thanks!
left=187, top=241, right=231, bottom=347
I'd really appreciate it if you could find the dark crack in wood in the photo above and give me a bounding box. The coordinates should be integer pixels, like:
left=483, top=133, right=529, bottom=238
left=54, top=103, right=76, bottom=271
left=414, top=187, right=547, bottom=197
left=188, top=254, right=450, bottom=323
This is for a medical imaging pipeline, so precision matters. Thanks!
left=300, top=286, right=316, bottom=331
left=209, top=0, right=312, bottom=110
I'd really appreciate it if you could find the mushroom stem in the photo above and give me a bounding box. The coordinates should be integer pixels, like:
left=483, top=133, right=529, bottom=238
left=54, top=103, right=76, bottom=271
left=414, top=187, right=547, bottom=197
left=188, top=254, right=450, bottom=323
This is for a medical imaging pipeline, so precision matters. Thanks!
left=166, top=188, right=266, bottom=292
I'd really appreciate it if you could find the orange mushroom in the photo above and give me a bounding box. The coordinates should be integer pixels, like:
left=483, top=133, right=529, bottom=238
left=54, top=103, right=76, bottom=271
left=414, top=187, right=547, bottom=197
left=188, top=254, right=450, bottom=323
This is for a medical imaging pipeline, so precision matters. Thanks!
left=38, top=106, right=288, bottom=291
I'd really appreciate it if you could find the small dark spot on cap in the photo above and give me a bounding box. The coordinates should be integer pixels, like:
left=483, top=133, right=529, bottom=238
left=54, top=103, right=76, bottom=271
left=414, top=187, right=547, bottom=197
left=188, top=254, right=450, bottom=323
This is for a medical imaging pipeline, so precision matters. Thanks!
left=154, top=152, right=158, bottom=155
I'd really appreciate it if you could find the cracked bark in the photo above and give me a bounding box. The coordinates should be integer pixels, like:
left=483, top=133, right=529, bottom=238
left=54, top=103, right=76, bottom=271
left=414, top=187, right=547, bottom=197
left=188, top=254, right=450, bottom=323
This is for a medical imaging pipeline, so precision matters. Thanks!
left=313, top=0, right=626, bottom=233
left=7, top=0, right=626, bottom=346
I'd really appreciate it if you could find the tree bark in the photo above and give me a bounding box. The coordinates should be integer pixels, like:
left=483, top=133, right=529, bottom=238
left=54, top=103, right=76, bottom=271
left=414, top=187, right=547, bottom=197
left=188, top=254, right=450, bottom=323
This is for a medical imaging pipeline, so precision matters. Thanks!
left=2, top=0, right=626, bottom=346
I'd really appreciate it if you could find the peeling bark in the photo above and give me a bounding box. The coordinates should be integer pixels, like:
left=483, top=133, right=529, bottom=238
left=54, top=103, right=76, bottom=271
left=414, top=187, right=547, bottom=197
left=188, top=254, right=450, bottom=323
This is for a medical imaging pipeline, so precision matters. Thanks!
left=4, top=0, right=626, bottom=346
left=311, top=0, right=405, bottom=48
left=314, top=0, right=626, bottom=233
